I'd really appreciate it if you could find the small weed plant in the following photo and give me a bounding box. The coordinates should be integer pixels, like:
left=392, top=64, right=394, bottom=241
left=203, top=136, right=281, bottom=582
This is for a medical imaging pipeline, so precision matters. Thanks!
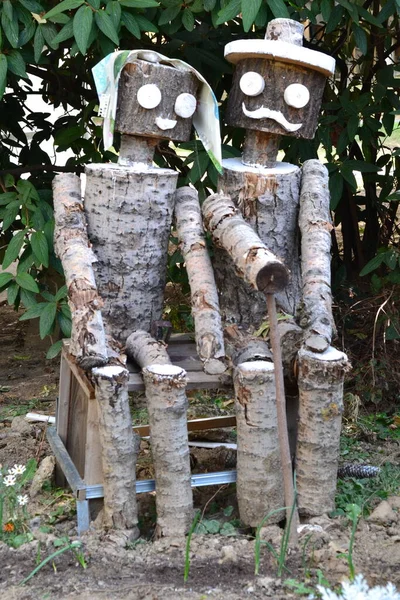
left=0, top=459, right=36, bottom=548
left=337, top=503, right=362, bottom=581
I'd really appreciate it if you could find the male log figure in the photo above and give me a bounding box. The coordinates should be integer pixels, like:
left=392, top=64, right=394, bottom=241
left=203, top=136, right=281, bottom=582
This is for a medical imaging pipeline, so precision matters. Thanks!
left=202, top=19, right=349, bottom=524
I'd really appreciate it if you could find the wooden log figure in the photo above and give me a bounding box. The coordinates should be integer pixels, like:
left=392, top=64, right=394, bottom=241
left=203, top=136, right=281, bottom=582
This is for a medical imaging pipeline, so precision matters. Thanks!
left=203, top=19, right=349, bottom=523
left=53, top=50, right=223, bottom=536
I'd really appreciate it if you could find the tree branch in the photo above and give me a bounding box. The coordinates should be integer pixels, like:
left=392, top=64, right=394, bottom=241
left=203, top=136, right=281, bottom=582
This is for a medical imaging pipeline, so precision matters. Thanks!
left=0, top=164, right=84, bottom=177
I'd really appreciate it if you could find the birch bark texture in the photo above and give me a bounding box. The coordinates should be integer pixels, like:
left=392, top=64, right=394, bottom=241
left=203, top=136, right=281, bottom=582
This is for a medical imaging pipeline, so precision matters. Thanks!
left=299, top=160, right=335, bottom=352
left=142, top=364, right=193, bottom=537
left=91, top=366, right=139, bottom=536
left=53, top=173, right=108, bottom=369
left=214, top=160, right=301, bottom=328
left=174, top=186, right=226, bottom=374
left=234, top=361, right=284, bottom=526
left=202, top=192, right=289, bottom=293
left=126, top=329, right=171, bottom=367
left=84, top=163, right=178, bottom=343
left=296, top=347, right=349, bottom=516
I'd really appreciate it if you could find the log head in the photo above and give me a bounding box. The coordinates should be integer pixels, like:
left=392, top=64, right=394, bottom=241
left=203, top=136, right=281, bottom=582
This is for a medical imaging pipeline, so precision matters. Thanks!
left=224, top=19, right=335, bottom=140
left=115, top=59, right=199, bottom=142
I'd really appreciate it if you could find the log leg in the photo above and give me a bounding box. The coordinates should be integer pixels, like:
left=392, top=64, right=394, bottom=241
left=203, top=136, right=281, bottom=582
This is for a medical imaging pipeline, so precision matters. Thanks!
left=296, top=347, right=349, bottom=517
left=91, top=366, right=139, bottom=538
left=142, top=364, right=193, bottom=538
left=234, top=361, right=284, bottom=527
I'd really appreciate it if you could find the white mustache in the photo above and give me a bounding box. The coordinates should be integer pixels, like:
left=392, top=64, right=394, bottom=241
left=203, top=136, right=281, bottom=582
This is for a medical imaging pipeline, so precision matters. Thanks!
left=156, top=117, right=177, bottom=130
left=242, top=103, right=302, bottom=132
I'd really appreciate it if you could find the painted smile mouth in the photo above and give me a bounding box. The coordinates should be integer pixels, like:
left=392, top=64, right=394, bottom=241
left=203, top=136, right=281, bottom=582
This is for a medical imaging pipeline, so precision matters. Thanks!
left=156, top=117, right=177, bottom=130
left=242, top=103, right=302, bottom=132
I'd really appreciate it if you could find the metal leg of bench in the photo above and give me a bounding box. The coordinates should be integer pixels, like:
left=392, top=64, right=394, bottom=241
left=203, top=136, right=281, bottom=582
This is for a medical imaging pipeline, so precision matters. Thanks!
left=76, top=500, right=91, bottom=535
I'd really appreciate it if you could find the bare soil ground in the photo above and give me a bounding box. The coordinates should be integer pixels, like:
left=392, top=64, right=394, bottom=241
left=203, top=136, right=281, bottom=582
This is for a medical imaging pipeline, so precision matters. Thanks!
left=0, top=301, right=400, bottom=600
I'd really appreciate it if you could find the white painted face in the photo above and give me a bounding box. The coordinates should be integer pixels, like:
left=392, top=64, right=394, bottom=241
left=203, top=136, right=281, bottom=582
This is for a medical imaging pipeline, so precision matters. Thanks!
left=239, top=71, right=310, bottom=132
left=137, top=84, right=197, bottom=131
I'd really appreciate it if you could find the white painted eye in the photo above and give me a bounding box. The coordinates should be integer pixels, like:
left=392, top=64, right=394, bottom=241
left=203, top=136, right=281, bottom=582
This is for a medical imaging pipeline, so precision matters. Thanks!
left=283, top=83, right=310, bottom=109
left=239, top=72, right=265, bottom=96
left=137, top=84, right=162, bottom=109
left=174, top=93, right=197, bottom=118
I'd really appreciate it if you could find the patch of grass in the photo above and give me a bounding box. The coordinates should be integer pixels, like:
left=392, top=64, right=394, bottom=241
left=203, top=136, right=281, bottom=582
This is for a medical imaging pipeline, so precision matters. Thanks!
left=0, top=398, right=42, bottom=421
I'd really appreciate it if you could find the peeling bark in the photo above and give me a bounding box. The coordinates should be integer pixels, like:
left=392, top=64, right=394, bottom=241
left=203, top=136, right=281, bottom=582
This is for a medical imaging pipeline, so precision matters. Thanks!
left=84, top=164, right=178, bottom=343
left=91, top=366, right=139, bottom=536
left=53, top=173, right=108, bottom=369
left=142, top=364, right=193, bottom=537
left=126, top=330, right=171, bottom=367
left=234, top=361, right=284, bottom=526
left=299, top=160, right=335, bottom=352
left=296, top=347, right=350, bottom=517
left=174, top=186, right=226, bottom=374
left=215, top=162, right=301, bottom=327
left=202, top=193, right=289, bottom=294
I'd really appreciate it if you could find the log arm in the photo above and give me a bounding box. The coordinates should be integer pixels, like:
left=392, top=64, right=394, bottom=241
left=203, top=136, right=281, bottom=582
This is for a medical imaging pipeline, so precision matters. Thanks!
left=53, top=173, right=108, bottom=369
left=174, top=187, right=226, bottom=375
left=202, top=193, right=289, bottom=294
left=298, top=160, right=335, bottom=352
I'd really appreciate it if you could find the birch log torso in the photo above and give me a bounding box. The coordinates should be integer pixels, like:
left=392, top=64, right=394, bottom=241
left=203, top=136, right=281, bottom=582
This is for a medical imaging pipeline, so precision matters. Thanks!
left=84, top=164, right=178, bottom=343
left=216, top=158, right=301, bottom=328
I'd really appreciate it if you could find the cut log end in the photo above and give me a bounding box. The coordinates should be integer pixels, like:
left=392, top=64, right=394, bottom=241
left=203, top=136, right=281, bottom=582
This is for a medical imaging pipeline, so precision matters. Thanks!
left=203, top=358, right=227, bottom=375
left=92, top=365, right=128, bottom=380
left=256, top=262, right=289, bottom=294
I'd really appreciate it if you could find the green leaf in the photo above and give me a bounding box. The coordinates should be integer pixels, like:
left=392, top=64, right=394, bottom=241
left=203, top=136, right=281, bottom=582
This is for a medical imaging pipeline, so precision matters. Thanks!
left=18, top=0, right=44, bottom=11
left=46, top=339, right=63, bottom=359
left=203, top=519, right=220, bottom=534
left=18, top=20, right=36, bottom=45
left=188, top=151, right=210, bottom=184
left=351, top=23, right=367, bottom=56
left=158, top=4, right=181, bottom=24
left=7, top=281, right=19, bottom=305
left=15, top=272, right=40, bottom=293
left=43, top=0, right=85, bottom=19
left=20, top=288, right=37, bottom=308
left=30, top=231, right=49, bottom=267
left=0, top=192, right=17, bottom=206
left=1, top=12, right=19, bottom=48
left=119, top=0, right=159, bottom=5
left=73, top=5, right=93, bottom=54
left=95, top=10, right=119, bottom=44
left=135, top=14, right=158, bottom=31
left=6, top=51, right=28, bottom=79
left=385, top=323, right=400, bottom=341
left=19, top=302, right=47, bottom=320
left=87, top=0, right=100, bottom=7
left=241, top=0, right=262, bottom=32
left=34, top=26, right=45, bottom=63
left=266, top=0, right=290, bottom=19
left=345, top=160, right=380, bottom=173
left=58, top=310, right=72, bottom=337
left=121, top=11, right=141, bottom=38
left=3, top=0, right=14, bottom=20
left=347, top=115, right=359, bottom=142
left=41, top=22, right=60, bottom=49
left=0, top=272, right=14, bottom=288
left=337, top=0, right=358, bottom=21
left=321, top=0, right=331, bottom=22
left=326, top=4, right=343, bottom=34
left=359, top=253, right=385, bottom=276
left=106, top=0, right=122, bottom=29
left=54, top=125, right=82, bottom=145
left=2, top=202, right=20, bottom=231
left=182, top=8, right=194, bottom=30
left=329, top=170, right=344, bottom=210
left=216, top=0, right=241, bottom=24
left=0, top=54, right=6, bottom=99
left=2, top=230, right=25, bottom=269
left=39, top=302, right=57, bottom=338
left=52, top=19, right=74, bottom=44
